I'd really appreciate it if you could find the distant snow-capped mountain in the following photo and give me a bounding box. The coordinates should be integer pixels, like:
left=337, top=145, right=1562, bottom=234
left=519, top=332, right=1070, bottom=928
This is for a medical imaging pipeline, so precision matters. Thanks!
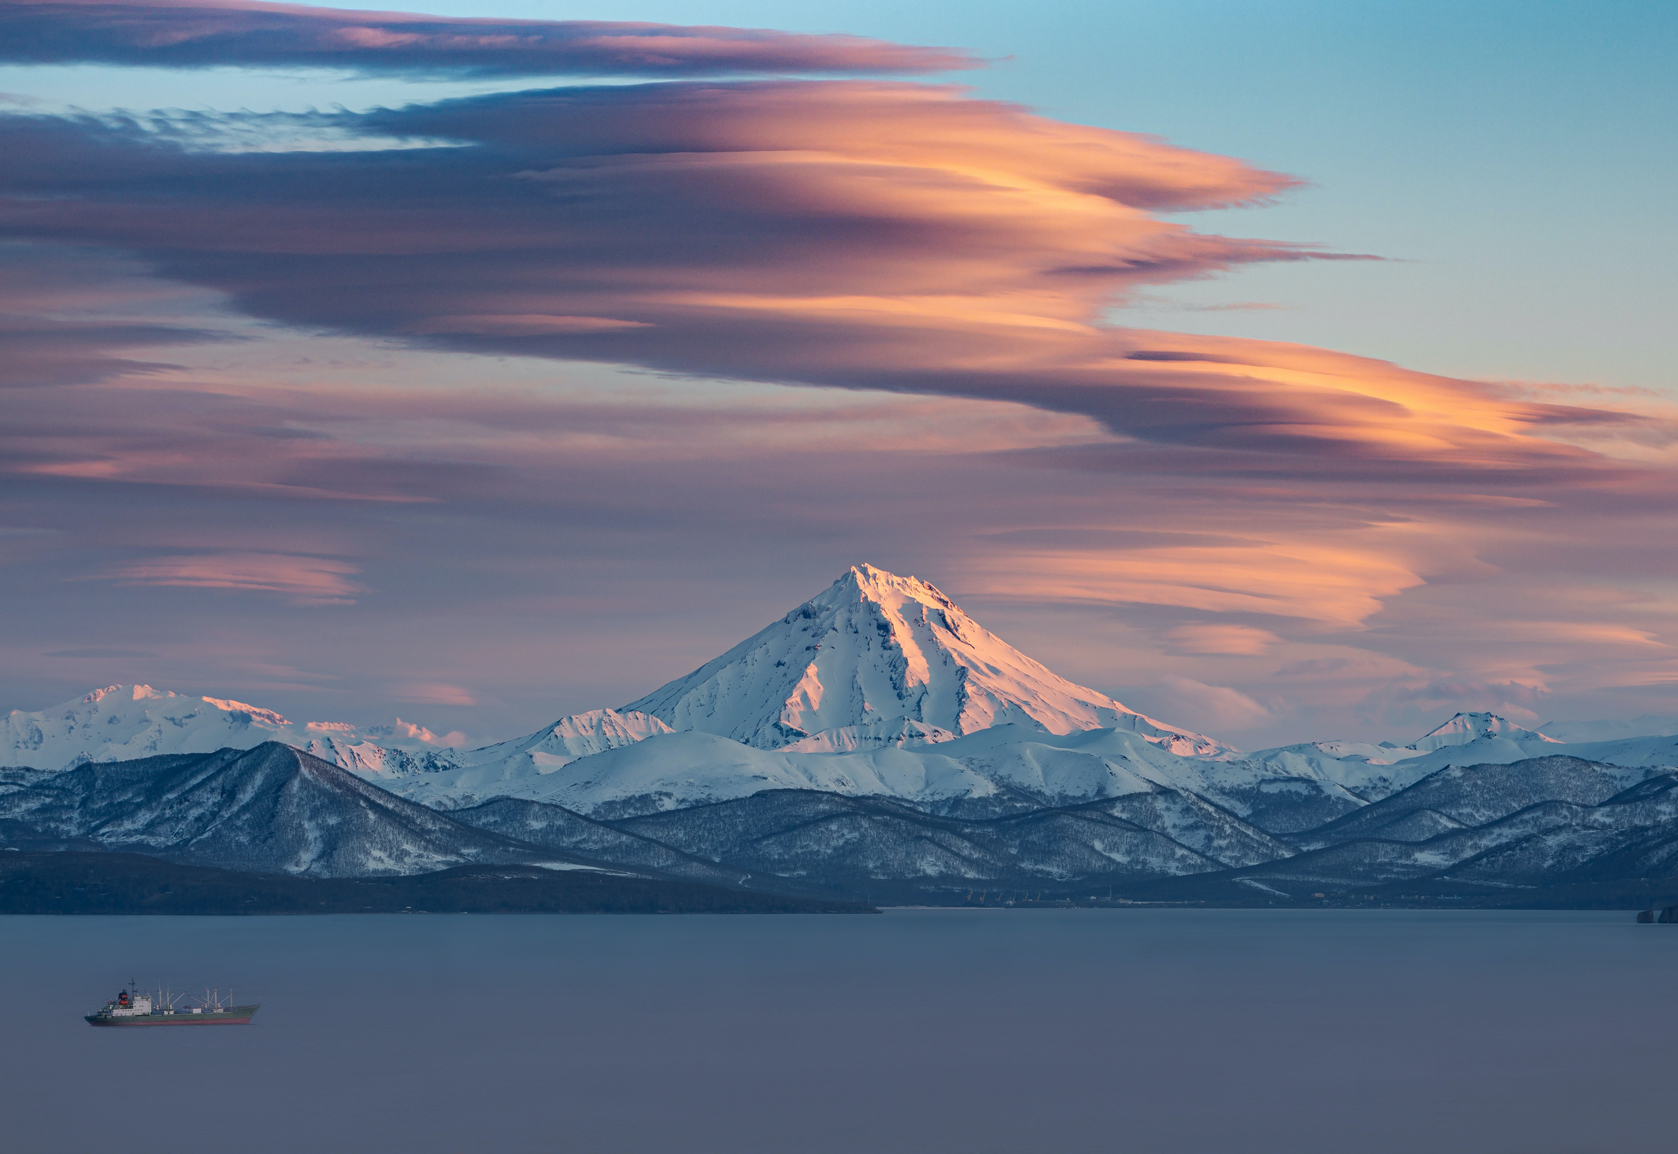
left=0, top=684, right=461, bottom=774
left=10, top=690, right=1672, bottom=832
left=1405, top=711, right=1562, bottom=751
left=10, top=567, right=1678, bottom=840
left=1, top=684, right=294, bottom=770
left=623, top=564, right=1227, bottom=756
left=16, top=559, right=1678, bottom=900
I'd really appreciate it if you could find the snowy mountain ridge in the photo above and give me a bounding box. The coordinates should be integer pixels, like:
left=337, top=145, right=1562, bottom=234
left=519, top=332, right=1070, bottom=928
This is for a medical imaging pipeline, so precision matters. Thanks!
left=288, top=707, right=1678, bottom=824
left=10, top=684, right=1669, bottom=830
left=0, top=684, right=465, bottom=777
left=6, top=565, right=1678, bottom=830
left=0, top=742, right=551, bottom=877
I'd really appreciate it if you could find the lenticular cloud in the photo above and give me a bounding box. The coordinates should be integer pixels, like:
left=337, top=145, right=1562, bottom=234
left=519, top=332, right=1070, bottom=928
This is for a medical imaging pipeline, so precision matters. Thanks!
left=0, top=0, right=975, bottom=76
left=0, top=77, right=1640, bottom=477
left=0, top=82, right=1326, bottom=429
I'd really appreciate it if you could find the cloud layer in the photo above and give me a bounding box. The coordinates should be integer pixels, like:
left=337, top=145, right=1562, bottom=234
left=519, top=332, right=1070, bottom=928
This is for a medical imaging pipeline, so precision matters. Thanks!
left=1, top=8, right=1675, bottom=744
left=0, top=0, right=974, bottom=76
left=0, top=81, right=1644, bottom=482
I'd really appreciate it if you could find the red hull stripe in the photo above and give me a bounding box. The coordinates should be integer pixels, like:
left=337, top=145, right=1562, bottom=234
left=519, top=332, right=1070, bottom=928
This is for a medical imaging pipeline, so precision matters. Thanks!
left=88, top=1016, right=254, bottom=1027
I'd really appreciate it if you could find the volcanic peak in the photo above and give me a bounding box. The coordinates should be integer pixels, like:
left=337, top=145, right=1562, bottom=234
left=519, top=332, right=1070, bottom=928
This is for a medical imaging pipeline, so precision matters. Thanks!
left=624, top=563, right=1226, bottom=756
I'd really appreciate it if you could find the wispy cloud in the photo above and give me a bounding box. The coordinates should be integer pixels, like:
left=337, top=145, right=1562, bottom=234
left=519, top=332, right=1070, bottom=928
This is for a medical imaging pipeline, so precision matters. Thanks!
left=969, top=537, right=1429, bottom=627
left=0, top=1, right=975, bottom=77
left=390, top=682, right=476, bottom=706
left=98, top=551, right=362, bottom=604
left=1154, top=674, right=1272, bottom=729
left=1162, top=623, right=1280, bottom=656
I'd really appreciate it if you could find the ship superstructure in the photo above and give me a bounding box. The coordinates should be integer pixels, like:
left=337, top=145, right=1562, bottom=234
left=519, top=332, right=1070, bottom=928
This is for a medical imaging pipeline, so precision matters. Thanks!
left=85, top=980, right=259, bottom=1027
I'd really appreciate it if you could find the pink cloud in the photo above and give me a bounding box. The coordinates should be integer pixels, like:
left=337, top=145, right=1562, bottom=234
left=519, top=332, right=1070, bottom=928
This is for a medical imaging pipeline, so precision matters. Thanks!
left=1153, top=675, right=1272, bottom=729
left=390, top=682, right=477, bottom=706
left=0, top=1, right=975, bottom=76
left=99, top=551, right=362, bottom=604
left=1162, top=624, right=1280, bottom=657
left=0, top=83, right=1392, bottom=470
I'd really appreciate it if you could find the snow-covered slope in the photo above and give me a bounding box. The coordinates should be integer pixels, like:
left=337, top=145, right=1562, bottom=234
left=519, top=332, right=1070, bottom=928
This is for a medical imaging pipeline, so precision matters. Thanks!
left=378, top=702, right=1595, bottom=825
left=0, top=743, right=551, bottom=876
left=781, top=715, right=958, bottom=753
left=320, top=703, right=1678, bottom=820
left=3, top=685, right=306, bottom=770
left=1404, top=711, right=1561, bottom=752
left=1217, top=714, right=1580, bottom=810
left=614, top=788, right=1295, bottom=889
left=382, top=730, right=999, bottom=814
left=1539, top=714, right=1678, bottom=743
left=353, top=708, right=673, bottom=797
left=1203, top=756, right=1678, bottom=892
left=0, top=685, right=460, bottom=774
left=1541, top=732, right=1678, bottom=772
left=623, top=564, right=1228, bottom=756
left=376, top=722, right=1305, bottom=820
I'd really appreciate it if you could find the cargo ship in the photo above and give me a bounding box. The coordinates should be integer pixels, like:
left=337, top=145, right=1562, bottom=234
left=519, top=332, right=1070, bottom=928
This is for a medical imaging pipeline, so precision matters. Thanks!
left=86, top=981, right=259, bottom=1027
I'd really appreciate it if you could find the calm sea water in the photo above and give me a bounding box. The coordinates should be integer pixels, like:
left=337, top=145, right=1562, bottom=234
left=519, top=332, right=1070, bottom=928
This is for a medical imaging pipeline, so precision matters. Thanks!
left=2, top=909, right=1672, bottom=1154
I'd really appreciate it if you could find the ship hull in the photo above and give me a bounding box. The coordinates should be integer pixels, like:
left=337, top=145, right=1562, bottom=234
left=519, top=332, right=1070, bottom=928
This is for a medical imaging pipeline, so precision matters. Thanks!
left=86, top=1006, right=259, bottom=1027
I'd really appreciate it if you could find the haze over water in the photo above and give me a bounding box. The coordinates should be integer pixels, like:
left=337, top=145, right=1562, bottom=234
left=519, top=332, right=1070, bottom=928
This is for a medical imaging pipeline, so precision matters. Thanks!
left=4, top=909, right=1673, bottom=1154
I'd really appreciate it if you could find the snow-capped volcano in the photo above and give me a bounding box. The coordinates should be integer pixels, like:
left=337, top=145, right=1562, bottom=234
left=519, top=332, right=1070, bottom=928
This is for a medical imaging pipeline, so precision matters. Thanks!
left=1, top=568, right=1225, bottom=796
left=624, top=564, right=1227, bottom=756
left=28, top=583, right=1674, bottom=841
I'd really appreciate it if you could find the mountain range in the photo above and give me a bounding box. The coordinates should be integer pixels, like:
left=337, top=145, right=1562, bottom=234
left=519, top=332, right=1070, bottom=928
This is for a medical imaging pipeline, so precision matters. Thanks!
left=5, top=564, right=1678, bottom=905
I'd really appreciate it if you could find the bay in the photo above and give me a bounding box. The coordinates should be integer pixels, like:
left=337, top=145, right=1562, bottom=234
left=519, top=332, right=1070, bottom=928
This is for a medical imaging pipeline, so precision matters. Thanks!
left=2, top=909, right=1672, bottom=1153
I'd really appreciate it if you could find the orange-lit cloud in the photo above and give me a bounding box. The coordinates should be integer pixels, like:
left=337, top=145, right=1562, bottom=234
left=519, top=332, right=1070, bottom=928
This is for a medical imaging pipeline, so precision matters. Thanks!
left=1162, top=624, right=1281, bottom=657
left=969, top=537, right=1428, bottom=627
left=0, top=49, right=1675, bottom=743
left=4, top=78, right=1636, bottom=488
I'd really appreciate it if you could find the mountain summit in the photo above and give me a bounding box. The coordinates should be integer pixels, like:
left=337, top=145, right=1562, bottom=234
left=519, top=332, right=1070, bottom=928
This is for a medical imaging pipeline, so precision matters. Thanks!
left=623, top=564, right=1226, bottom=756
left=1406, top=712, right=1562, bottom=752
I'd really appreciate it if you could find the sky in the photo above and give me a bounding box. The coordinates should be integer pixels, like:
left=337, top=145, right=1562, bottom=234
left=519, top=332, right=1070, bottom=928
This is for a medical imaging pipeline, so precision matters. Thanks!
left=0, top=0, right=1674, bottom=749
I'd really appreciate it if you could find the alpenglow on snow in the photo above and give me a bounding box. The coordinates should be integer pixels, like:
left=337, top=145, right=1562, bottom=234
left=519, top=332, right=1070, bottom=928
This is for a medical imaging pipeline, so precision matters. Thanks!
left=622, top=564, right=1226, bottom=755
left=11, top=566, right=1678, bottom=835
